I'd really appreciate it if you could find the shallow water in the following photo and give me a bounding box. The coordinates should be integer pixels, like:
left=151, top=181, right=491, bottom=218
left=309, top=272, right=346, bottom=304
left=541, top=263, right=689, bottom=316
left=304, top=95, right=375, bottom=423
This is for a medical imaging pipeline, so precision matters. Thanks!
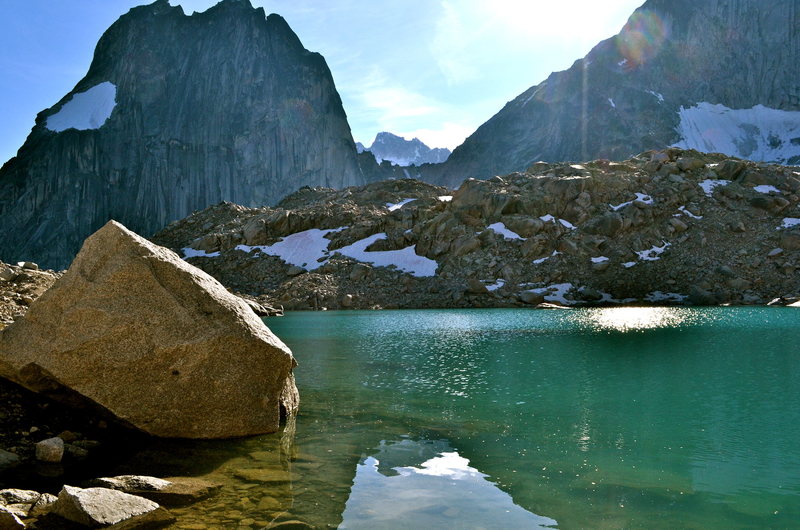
left=31, top=307, right=800, bottom=528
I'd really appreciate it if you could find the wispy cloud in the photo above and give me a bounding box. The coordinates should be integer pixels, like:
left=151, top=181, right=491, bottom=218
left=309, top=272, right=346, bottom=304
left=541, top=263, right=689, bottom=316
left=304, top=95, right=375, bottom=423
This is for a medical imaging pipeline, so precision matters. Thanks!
left=431, top=1, right=481, bottom=85
left=397, top=122, right=476, bottom=150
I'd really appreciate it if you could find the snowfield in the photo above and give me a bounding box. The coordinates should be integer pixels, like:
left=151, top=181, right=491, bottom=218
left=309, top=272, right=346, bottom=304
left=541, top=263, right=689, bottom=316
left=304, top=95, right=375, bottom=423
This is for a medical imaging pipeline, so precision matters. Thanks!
left=673, top=102, right=800, bottom=165
left=46, top=82, right=117, bottom=132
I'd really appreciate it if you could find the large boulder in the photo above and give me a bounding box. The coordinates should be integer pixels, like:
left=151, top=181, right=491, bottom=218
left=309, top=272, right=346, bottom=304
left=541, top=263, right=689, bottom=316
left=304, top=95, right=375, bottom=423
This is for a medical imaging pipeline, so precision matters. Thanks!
left=0, top=221, right=298, bottom=439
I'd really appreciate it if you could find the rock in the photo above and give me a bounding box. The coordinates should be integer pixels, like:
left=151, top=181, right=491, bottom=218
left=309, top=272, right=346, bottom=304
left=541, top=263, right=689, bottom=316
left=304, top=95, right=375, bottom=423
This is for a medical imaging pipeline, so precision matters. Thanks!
left=688, top=285, right=717, bottom=306
left=234, top=468, right=292, bottom=483
left=676, top=157, right=705, bottom=172
left=767, top=248, right=784, bottom=257
left=349, top=263, right=371, bottom=282
left=286, top=266, right=305, bottom=277
left=340, top=294, right=354, bottom=308
left=518, top=291, right=545, bottom=305
left=35, top=437, right=64, bottom=463
left=30, top=493, right=58, bottom=517
left=0, top=221, right=298, bottom=439
left=466, top=278, right=488, bottom=295
left=669, top=218, right=688, bottom=232
left=52, top=486, right=173, bottom=528
left=241, top=298, right=270, bottom=317
left=779, top=232, right=800, bottom=251
left=584, top=212, right=623, bottom=237
left=0, top=507, right=24, bottom=530
left=90, top=476, right=221, bottom=507
left=0, top=489, right=41, bottom=506
left=0, top=265, right=15, bottom=282
left=0, top=450, right=20, bottom=470
left=17, top=262, right=38, bottom=271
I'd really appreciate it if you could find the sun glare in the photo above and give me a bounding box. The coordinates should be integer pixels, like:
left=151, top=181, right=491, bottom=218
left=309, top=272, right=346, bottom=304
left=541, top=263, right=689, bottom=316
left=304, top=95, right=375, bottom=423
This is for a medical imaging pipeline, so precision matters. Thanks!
left=580, top=307, right=689, bottom=333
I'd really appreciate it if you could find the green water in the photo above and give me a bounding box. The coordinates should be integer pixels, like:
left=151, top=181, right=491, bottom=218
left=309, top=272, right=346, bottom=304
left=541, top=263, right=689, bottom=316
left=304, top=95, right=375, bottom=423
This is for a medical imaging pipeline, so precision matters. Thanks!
left=103, top=308, right=800, bottom=528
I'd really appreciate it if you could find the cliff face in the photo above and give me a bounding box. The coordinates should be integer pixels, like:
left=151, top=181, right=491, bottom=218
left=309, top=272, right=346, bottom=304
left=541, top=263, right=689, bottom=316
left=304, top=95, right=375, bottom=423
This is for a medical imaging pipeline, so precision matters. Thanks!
left=0, top=0, right=364, bottom=269
left=433, top=0, right=800, bottom=187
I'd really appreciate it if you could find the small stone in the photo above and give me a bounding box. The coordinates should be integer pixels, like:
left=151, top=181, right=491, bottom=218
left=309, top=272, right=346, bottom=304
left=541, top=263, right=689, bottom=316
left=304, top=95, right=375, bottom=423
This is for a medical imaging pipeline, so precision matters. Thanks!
left=35, top=437, right=64, bottom=463
left=17, top=262, right=38, bottom=271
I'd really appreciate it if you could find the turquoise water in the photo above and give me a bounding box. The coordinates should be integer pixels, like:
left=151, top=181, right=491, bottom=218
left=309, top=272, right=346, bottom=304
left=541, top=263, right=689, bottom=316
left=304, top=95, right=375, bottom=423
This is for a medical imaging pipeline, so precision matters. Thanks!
left=266, top=307, right=800, bottom=529
left=66, top=307, right=798, bottom=528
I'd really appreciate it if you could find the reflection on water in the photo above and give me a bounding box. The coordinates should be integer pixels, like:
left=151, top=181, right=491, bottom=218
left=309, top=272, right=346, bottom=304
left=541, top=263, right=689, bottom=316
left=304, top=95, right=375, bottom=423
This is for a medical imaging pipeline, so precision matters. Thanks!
left=341, top=439, right=557, bottom=529
left=577, top=307, right=694, bottom=332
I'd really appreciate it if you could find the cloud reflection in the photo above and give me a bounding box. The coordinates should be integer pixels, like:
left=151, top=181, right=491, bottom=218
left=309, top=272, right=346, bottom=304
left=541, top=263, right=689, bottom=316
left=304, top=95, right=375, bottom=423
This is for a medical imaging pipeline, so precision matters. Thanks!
left=340, top=439, right=557, bottom=529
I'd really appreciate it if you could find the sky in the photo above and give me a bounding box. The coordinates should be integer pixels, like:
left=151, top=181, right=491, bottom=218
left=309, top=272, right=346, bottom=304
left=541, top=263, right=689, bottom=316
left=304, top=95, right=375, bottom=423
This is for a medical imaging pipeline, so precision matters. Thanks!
left=0, top=0, right=644, bottom=165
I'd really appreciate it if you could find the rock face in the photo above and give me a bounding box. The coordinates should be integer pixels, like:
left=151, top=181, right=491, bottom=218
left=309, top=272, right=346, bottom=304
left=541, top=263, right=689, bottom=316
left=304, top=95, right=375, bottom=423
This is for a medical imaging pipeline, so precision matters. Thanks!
left=362, top=132, right=451, bottom=167
left=432, top=0, right=800, bottom=187
left=0, top=0, right=364, bottom=269
left=0, top=220, right=298, bottom=439
left=153, top=149, right=800, bottom=309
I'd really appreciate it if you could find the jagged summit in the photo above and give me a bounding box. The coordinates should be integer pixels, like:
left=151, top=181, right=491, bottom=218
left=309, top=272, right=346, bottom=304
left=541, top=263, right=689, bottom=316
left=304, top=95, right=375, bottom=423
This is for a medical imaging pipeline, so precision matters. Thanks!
left=362, top=132, right=451, bottom=167
left=0, top=0, right=364, bottom=269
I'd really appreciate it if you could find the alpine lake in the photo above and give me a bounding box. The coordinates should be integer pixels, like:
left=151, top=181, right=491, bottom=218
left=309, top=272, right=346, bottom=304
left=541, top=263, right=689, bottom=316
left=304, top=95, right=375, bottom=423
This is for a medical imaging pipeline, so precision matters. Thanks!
left=24, top=307, right=800, bottom=528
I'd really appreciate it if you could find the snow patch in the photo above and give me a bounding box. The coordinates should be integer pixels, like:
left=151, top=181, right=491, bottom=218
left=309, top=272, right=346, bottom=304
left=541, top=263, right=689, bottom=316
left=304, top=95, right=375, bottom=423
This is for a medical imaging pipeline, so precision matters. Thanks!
left=524, top=283, right=575, bottom=305
left=678, top=205, right=703, bottom=219
left=386, top=198, right=416, bottom=211
left=647, top=90, right=664, bottom=103
left=635, top=242, right=671, bottom=261
left=698, top=179, right=731, bottom=196
left=779, top=218, right=800, bottom=230
left=610, top=193, right=653, bottom=211
left=485, top=279, right=506, bottom=292
left=487, top=222, right=524, bottom=240
left=623, top=262, right=637, bottom=268
left=236, top=227, right=344, bottom=270
left=533, top=250, right=560, bottom=265
left=437, top=195, right=453, bottom=202
left=673, top=102, right=800, bottom=164
left=182, top=248, right=220, bottom=259
left=539, top=214, right=576, bottom=229
left=334, top=233, right=438, bottom=277
left=46, top=82, right=117, bottom=132
left=591, top=256, right=609, bottom=263
left=608, top=98, right=616, bottom=109
left=754, top=185, right=781, bottom=194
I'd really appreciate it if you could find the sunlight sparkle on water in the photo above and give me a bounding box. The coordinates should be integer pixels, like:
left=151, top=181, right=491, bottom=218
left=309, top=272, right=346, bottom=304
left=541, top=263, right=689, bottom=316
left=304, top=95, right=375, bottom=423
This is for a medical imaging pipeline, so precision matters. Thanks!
left=580, top=307, right=688, bottom=332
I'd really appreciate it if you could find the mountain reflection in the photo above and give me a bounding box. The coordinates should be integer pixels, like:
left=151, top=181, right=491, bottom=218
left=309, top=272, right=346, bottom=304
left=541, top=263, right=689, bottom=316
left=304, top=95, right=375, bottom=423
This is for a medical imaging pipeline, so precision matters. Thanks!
left=340, top=438, right=557, bottom=529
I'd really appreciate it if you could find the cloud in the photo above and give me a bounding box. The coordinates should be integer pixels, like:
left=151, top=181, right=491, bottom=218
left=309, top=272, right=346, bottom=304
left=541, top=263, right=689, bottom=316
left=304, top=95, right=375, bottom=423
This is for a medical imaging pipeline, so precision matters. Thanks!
left=397, top=122, right=475, bottom=150
left=431, top=2, right=482, bottom=85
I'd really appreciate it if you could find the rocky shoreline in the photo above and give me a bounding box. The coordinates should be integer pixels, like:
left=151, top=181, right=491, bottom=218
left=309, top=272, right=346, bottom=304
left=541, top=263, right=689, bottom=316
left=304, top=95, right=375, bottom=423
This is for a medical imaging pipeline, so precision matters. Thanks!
left=153, top=148, right=800, bottom=310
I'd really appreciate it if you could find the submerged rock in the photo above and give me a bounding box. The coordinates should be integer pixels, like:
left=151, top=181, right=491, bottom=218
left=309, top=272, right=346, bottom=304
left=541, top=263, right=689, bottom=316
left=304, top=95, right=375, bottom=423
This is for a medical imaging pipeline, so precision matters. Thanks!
left=0, top=221, right=298, bottom=439
left=90, top=475, right=221, bottom=507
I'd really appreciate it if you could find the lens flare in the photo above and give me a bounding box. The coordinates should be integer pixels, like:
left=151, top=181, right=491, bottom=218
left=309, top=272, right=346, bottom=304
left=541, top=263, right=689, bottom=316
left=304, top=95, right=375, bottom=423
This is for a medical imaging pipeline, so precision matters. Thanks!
left=616, top=10, right=669, bottom=67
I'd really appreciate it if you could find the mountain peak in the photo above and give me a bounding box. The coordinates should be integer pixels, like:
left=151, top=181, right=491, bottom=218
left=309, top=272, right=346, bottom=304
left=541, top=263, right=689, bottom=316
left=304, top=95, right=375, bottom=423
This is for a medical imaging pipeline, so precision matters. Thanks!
left=364, top=132, right=451, bottom=167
